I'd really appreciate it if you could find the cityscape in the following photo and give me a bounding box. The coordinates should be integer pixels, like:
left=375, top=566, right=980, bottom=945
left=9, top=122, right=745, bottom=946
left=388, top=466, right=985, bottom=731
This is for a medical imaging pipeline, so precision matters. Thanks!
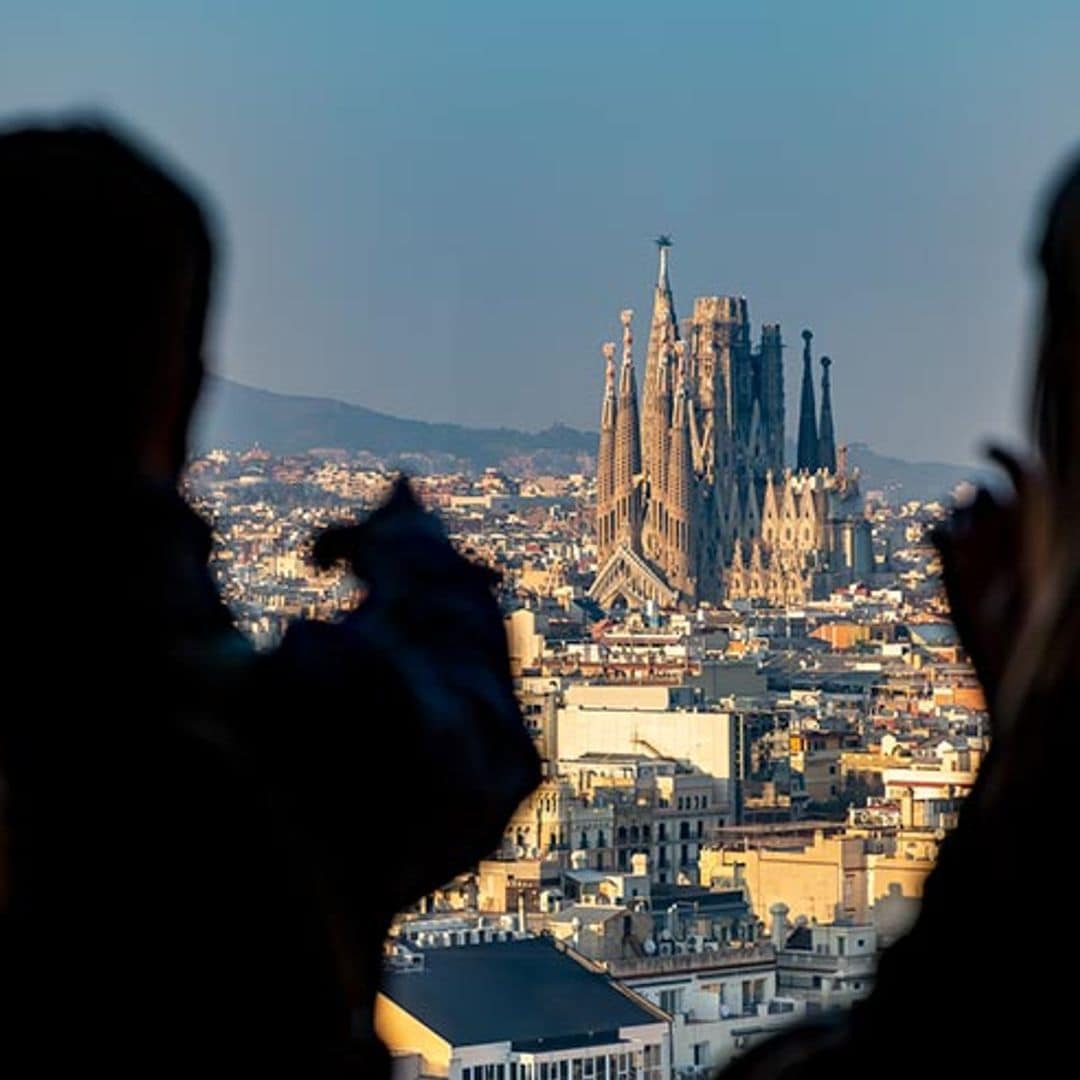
left=185, top=244, right=986, bottom=1080
left=4, top=2, right=1077, bottom=1075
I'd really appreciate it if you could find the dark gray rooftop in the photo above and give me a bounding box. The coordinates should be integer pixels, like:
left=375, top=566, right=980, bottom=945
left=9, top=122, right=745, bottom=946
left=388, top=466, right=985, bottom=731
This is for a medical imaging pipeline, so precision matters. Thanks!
left=381, top=938, right=660, bottom=1050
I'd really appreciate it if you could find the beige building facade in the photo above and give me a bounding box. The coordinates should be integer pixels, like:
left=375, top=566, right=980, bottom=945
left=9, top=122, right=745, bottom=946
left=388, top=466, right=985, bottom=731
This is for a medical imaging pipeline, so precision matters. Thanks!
left=700, top=828, right=936, bottom=932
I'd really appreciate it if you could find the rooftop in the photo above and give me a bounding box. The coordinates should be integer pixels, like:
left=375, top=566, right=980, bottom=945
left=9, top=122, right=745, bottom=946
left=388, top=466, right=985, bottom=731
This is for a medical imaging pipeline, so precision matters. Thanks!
left=381, top=938, right=661, bottom=1050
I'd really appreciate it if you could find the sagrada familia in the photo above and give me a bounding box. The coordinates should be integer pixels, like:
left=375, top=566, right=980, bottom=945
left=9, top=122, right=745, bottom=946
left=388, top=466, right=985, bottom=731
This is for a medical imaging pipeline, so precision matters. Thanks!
left=589, top=239, right=872, bottom=611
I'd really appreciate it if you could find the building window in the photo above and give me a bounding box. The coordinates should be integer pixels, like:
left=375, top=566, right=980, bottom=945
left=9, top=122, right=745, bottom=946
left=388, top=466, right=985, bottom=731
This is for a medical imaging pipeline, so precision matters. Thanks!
left=644, top=1044, right=662, bottom=1080
left=580, top=831, right=588, bottom=849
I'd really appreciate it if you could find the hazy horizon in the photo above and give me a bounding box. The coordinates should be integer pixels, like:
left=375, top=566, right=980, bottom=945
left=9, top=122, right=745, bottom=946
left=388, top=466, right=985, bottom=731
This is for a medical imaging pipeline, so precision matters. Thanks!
left=3, top=1, right=1078, bottom=464
left=199, top=371, right=992, bottom=472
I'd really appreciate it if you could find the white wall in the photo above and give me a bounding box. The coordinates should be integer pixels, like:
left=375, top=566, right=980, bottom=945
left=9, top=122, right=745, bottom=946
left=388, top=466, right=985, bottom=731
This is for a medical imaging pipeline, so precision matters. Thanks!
left=556, top=705, right=735, bottom=784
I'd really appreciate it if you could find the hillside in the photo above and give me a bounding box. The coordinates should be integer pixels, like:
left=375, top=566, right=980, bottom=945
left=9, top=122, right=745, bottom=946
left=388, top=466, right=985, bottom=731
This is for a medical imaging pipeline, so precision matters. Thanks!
left=195, top=377, right=989, bottom=500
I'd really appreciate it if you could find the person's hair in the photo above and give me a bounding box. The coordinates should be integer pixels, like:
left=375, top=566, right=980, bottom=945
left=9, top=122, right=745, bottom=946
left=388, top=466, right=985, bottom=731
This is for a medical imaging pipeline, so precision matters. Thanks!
left=0, top=119, right=214, bottom=473
left=1033, top=152, right=1080, bottom=507
left=992, top=152, right=1080, bottom=731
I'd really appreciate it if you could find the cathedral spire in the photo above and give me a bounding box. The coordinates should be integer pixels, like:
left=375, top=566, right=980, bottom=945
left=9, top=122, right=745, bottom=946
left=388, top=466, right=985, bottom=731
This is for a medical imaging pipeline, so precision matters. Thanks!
left=596, top=342, right=618, bottom=563
left=796, top=328, right=819, bottom=472
left=614, top=310, right=642, bottom=551
left=818, top=355, right=837, bottom=473
left=666, top=346, right=694, bottom=595
left=601, top=341, right=617, bottom=431
left=642, top=237, right=679, bottom=491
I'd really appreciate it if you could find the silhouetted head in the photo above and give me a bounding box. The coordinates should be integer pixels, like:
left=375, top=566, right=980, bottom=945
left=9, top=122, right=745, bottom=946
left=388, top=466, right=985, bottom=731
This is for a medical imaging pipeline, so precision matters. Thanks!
left=0, top=119, right=214, bottom=482
left=1033, top=151, right=1080, bottom=508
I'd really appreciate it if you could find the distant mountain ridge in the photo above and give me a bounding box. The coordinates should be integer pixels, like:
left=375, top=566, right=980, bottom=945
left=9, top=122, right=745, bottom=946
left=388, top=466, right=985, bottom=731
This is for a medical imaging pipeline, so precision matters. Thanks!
left=195, top=376, right=987, bottom=501
left=843, top=443, right=993, bottom=504
left=194, top=376, right=596, bottom=474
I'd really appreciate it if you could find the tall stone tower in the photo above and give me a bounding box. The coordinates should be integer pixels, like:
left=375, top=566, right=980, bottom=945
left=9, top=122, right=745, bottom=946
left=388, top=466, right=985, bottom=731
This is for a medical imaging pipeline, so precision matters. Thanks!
left=612, top=310, right=642, bottom=552
left=590, top=240, right=865, bottom=611
left=796, top=329, right=819, bottom=473
left=595, top=341, right=618, bottom=565
left=817, top=355, right=837, bottom=473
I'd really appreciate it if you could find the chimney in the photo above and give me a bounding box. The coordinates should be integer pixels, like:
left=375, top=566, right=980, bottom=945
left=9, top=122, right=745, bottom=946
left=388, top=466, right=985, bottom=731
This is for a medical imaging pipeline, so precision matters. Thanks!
left=900, top=787, right=915, bottom=829
left=769, top=902, right=790, bottom=950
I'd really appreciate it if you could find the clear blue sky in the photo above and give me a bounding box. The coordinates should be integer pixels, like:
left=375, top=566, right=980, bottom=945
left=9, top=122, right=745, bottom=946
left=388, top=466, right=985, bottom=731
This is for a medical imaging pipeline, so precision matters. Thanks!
left=3, top=1, right=1078, bottom=462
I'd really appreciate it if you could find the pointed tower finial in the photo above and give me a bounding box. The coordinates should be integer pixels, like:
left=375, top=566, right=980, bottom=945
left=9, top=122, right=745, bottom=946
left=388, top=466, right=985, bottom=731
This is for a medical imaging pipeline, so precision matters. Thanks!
left=602, top=341, right=616, bottom=383
left=818, top=354, right=837, bottom=473
left=619, top=310, right=634, bottom=380
left=655, top=235, right=673, bottom=291
left=796, top=329, right=819, bottom=472
left=602, top=341, right=617, bottom=409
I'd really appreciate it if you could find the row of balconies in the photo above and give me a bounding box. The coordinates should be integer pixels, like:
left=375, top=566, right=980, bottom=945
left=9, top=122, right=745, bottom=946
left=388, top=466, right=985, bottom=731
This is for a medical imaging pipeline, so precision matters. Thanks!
left=607, top=943, right=776, bottom=977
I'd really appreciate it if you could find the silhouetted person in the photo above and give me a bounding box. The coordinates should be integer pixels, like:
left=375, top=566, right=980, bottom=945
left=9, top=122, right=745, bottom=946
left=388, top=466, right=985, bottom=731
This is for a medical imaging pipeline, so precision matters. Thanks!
left=720, top=155, right=1079, bottom=1077
left=0, top=122, right=540, bottom=1077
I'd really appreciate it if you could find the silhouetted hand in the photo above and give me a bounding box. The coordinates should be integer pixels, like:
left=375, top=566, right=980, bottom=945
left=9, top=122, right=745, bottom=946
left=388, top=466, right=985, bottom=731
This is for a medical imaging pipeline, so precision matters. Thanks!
left=307, top=476, right=539, bottom=909
left=932, top=447, right=1052, bottom=723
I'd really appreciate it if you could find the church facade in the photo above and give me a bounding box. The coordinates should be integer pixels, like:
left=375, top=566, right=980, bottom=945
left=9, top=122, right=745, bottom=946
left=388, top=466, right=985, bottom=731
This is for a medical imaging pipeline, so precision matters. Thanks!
left=590, top=241, right=871, bottom=611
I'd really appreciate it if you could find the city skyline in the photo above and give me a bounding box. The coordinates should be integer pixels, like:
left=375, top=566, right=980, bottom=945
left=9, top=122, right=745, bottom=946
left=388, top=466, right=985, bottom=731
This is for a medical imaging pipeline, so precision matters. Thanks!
left=3, top=1, right=1079, bottom=463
